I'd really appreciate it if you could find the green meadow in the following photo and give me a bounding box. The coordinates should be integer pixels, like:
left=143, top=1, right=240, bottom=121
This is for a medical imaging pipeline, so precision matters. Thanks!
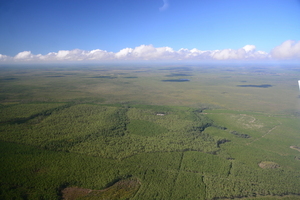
left=1, top=64, right=300, bottom=199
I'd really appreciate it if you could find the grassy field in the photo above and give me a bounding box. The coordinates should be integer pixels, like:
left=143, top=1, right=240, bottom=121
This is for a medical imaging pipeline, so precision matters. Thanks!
left=1, top=64, right=299, bottom=112
left=1, top=64, right=300, bottom=199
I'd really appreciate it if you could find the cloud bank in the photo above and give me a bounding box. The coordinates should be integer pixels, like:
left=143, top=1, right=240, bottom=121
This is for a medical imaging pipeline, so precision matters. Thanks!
left=0, top=40, right=299, bottom=63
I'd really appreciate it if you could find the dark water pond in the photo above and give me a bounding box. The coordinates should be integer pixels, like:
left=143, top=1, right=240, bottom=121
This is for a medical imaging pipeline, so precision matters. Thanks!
left=89, top=76, right=116, bottom=79
left=1, top=78, right=18, bottom=81
left=46, top=75, right=65, bottom=77
left=165, top=73, right=192, bottom=77
left=124, top=76, right=138, bottom=78
left=162, top=79, right=190, bottom=82
left=237, top=84, right=272, bottom=88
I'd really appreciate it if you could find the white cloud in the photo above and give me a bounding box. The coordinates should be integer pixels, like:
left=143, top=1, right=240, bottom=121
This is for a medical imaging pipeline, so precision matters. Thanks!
left=159, top=0, right=169, bottom=11
left=271, top=40, right=300, bottom=59
left=243, top=45, right=256, bottom=53
left=211, top=49, right=241, bottom=60
left=87, top=49, right=113, bottom=60
left=56, top=50, right=70, bottom=59
left=2, top=40, right=300, bottom=63
left=33, top=49, right=113, bottom=62
left=115, top=45, right=176, bottom=60
left=115, top=48, right=133, bottom=59
left=0, top=54, right=10, bottom=62
left=14, top=51, right=34, bottom=60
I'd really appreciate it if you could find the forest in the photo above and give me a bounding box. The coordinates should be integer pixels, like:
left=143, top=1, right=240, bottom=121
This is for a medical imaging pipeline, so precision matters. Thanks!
left=1, top=64, right=300, bottom=199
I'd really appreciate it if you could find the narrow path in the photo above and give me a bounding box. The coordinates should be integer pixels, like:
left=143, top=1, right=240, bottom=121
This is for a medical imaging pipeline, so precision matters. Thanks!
left=246, top=120, right=282, bottom=146
left=169, top=152, right=184, bottom=198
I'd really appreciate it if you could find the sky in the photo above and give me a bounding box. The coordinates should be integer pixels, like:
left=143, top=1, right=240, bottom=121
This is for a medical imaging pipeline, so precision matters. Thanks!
left=0, top=0, right=300, bottom=63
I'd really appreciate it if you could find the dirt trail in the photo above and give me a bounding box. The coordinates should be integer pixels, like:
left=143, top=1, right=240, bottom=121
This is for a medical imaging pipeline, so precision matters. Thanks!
left=169, top=152, right=184, bottom=197
left=246, top=120, right=281, bottom=146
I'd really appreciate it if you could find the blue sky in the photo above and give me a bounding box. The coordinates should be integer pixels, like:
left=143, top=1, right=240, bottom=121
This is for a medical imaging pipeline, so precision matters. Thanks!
left=1, top=0, right=300, bottom=62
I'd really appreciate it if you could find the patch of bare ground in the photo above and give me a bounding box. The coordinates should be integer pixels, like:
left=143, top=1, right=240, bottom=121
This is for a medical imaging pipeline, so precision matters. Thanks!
left=61, top=178, right=141, bottom=200
left=258, top=161, right=280, bottom=169
left=236, top=114, right=263, bottom=129
left=62, top=187, right=92, bottom=200
left=290, top=146, right=300, bottom=152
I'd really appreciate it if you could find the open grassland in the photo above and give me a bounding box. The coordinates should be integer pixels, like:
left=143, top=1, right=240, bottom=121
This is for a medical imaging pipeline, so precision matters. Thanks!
left=1, top=64, right=300, bottom=199
left=1, top=64, right=299, bottom=113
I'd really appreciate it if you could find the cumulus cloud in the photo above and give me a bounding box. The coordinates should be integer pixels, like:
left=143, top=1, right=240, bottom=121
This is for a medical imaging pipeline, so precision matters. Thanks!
left=2, top=40, right=300, bottom=63
left=0, top=54, right=10, bottom=62
left=31, top=49, right=114, bottom=62
left=271, top=40, right=300, bottom=59
left=14, top=51, right=34, bottom=60
left=115, top=45, right=176, bottom=60
left=159, top=0, right=169, bottom=11
left=243, top=45, right=256, bottom=53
